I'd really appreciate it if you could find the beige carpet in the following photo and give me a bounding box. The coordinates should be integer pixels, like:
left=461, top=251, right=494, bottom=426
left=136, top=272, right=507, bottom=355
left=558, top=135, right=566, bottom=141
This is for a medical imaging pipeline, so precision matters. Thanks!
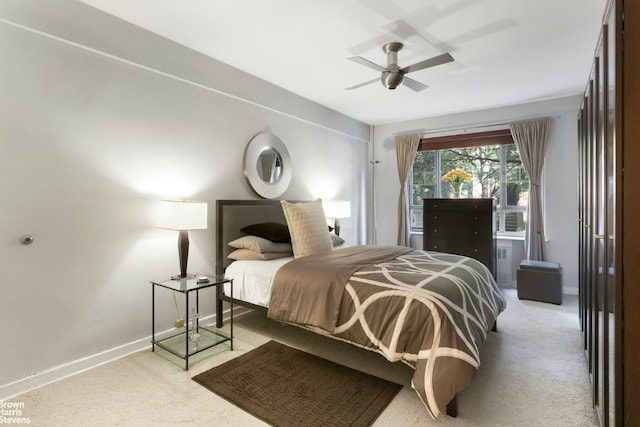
left=7, top=289, right=598, bottom=426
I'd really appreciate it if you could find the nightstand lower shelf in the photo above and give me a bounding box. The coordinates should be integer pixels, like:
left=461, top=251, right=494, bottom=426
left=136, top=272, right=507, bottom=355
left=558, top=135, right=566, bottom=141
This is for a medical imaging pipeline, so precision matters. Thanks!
left=152, top=325, right=231, bottom=359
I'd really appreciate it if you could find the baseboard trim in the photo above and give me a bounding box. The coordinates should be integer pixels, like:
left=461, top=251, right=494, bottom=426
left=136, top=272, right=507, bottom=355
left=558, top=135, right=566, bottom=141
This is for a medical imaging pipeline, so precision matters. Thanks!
left=0, top=308, right=239, bottom=401
left=0, top=337, right=149, bottom=401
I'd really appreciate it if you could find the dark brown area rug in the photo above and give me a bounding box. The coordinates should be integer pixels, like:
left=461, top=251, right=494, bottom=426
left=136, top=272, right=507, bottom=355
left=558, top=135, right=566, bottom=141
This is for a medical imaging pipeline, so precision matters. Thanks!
left=192, top=340, right=402, bottom=426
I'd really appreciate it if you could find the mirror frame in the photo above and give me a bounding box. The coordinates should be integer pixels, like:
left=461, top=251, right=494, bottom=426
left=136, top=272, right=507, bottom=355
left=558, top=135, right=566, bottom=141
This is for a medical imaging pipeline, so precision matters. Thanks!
left=243, top=133, right=292, bottom=199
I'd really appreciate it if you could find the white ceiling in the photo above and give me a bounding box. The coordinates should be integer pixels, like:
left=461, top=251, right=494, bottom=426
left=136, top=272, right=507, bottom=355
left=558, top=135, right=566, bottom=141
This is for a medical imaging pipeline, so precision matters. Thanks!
left=77, top=0, right=606, bottom=125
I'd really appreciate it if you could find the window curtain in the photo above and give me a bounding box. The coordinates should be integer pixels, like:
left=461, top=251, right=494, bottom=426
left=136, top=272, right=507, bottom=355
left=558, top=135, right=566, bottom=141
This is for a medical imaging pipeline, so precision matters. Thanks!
left=509, top=117, right=551, bottom=261
left=395, top=133, right=420, bottom=246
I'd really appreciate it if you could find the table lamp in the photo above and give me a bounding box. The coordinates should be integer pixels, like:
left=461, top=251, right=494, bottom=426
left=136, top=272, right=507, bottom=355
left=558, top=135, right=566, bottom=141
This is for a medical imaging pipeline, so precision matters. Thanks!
left=158, top=200, right=208, bottom=279
left=323, top=200, right=351, bottom=236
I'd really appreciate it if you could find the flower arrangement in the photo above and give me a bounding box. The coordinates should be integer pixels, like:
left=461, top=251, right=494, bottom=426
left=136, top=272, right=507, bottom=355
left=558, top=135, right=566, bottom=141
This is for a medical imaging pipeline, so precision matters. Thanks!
left=442, top=168, right=472, bottom=197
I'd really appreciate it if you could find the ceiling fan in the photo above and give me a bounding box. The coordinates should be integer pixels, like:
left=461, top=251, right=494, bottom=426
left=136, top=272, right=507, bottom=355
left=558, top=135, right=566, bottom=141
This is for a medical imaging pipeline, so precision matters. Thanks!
left=346, top=42, right=454, bottom=92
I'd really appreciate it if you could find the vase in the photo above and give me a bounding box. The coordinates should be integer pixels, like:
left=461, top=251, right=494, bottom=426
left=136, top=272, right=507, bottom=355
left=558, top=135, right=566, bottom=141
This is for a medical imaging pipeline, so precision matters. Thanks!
left=452, top=184, right=462, bottom=198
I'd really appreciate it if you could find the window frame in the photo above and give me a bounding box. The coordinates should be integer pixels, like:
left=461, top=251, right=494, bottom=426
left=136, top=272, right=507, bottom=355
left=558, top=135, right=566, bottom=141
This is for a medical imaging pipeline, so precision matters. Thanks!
left=409, top=129, right=527, bottom=236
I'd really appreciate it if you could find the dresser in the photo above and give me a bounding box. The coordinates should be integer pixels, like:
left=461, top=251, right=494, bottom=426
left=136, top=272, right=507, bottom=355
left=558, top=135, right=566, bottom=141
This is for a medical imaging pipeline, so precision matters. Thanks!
left=422, top=198, right=496, bottom=276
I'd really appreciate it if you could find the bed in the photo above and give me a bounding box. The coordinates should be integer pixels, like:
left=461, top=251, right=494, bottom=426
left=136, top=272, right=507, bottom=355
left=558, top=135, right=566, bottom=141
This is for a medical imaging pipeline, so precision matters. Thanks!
left=215, top=199, right=506, bottom=418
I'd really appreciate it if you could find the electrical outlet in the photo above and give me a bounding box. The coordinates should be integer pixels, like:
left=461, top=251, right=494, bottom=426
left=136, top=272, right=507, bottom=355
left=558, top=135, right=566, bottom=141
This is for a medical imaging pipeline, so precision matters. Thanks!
left=175, top=318, right=184, bottom=328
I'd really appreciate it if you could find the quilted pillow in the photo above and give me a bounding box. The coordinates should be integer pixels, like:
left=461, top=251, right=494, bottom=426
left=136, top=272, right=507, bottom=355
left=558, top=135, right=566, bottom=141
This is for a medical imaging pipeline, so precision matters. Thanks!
left=280, top=199, right=333, bottom=258
left=240, top=222, right=291, bottom=243
left=228, top=235, right=293, bottom=253
left=227, top=249, right=293, bottom=261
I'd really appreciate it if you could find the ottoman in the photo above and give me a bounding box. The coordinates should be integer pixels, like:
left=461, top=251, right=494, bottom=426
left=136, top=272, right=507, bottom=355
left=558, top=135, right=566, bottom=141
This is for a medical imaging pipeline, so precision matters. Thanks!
left=517, top=260, right=563, bottom=305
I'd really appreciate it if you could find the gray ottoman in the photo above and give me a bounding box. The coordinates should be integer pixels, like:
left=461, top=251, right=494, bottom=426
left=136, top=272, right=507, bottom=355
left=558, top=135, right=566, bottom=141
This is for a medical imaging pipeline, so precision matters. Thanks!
left=517, top=260, right=563, bottom=305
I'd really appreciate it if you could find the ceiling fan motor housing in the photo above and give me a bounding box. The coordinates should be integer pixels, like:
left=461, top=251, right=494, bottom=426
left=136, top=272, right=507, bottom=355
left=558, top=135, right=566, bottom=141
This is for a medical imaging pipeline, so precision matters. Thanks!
left=381, top=70, right=404, bottom=89
left=382, top=42, right=405, bottom=89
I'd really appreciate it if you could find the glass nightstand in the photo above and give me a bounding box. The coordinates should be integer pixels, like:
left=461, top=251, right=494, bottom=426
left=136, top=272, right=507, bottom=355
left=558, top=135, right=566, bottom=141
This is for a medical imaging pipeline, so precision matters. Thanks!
left=150, top=274, right=233, bottom=370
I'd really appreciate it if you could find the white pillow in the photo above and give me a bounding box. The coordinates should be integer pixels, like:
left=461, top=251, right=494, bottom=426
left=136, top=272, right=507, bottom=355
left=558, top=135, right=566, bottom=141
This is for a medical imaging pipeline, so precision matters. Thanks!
left=228, top=235, right=293, bottom=253
left=281, top=199, right=333, bottom=258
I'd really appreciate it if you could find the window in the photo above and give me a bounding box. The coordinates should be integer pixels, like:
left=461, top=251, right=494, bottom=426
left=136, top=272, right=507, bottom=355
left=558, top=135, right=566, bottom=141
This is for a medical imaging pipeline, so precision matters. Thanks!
left=410, top=129, right=528, bottom=235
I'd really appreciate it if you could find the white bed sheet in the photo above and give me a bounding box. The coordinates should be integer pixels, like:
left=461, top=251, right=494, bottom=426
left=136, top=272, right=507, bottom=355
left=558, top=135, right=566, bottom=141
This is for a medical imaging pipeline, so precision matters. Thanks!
left=223, top=257, right=293, bottom=307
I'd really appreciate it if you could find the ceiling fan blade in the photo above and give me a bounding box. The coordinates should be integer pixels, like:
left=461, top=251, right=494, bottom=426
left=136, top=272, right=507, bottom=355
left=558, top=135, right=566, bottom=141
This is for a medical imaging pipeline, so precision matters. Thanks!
left=401, top=52, right=454, bottom=74
left=348, top=56, right=386, bottom=72
left=402, top=76, right=428, bottom=92
left=345, top=78, right=379, bottom=90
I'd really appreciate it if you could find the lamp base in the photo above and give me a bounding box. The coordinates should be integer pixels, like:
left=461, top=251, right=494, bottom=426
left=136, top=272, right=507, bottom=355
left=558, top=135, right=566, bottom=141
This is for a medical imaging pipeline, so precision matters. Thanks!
left=177, top=230, right=190, bottom=279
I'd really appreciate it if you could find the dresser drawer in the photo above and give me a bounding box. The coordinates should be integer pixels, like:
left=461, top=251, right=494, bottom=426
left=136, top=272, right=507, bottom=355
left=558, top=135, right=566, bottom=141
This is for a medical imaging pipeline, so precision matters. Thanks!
left=423, top=213, right=491, bottom=238
left=423, top=237, right=488, bottom=254
left=423, top=199, right=492, bottom=212
left=423, top=238, right=493, bottom=270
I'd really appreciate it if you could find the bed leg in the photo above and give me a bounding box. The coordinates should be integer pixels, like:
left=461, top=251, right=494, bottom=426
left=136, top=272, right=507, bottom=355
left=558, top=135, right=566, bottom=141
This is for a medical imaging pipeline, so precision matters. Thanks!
left=446, top=394, right=458, bottom=418
left=216, top=286, right=223, bottom=328
left=492, top=321, right=497, bottom=332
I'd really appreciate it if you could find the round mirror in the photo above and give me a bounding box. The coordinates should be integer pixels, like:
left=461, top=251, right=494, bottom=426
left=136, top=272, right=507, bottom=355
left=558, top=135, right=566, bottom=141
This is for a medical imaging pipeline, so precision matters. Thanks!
left=256, top=147, right=283, bottom=184
left=244, top=133, right=292, bottom=199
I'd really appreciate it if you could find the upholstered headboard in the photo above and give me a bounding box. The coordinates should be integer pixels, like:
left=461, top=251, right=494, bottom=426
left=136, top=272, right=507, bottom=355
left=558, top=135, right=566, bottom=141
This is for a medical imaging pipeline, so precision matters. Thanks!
left=215, top=200, right=289, bottom=275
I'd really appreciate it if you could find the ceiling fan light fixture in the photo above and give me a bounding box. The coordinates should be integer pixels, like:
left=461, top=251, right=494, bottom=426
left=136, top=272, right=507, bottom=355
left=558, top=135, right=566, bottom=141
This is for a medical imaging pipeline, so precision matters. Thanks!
left=381, top=71, right=404, bottom=89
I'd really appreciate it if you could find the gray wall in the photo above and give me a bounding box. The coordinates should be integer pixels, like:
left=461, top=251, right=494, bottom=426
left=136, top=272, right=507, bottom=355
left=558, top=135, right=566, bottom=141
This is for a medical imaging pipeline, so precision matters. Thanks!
left=0, top=0, right=370, bottom=394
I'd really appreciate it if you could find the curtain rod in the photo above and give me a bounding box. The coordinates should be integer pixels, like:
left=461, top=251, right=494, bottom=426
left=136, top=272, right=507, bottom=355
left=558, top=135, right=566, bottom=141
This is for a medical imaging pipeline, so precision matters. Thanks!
left=392, top=115, right=559, bottom=137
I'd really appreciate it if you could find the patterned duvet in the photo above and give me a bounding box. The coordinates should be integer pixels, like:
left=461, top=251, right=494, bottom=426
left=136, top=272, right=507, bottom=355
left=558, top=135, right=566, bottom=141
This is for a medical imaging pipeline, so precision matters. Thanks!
left=267, top=245, right=506, bottom=418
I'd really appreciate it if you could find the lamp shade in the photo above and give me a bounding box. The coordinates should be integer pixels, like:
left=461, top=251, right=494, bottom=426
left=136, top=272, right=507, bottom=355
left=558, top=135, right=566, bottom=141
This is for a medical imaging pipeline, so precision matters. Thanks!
left=157, top=200, right=208, bottom=230
left=323, top=200, right=351, bottom=219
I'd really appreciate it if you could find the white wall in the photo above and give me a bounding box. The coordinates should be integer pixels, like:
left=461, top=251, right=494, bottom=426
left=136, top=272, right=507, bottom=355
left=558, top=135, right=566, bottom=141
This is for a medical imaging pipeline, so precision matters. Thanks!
left=371, top=96, right=581, bottom=294
left=0, top=0, right=369, bottom=395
